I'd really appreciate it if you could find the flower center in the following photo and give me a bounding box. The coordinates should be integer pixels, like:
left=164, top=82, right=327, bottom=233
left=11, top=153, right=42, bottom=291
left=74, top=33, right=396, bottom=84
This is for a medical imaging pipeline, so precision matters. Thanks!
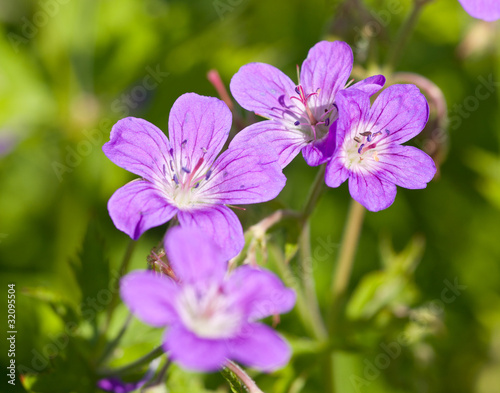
left=162, top=140, right=213, bottom=208
left=288, top=84, right=337, bottom=142
left=176, top=283, right=243, bottom=339
left=344, top=128, right=391, bottom=169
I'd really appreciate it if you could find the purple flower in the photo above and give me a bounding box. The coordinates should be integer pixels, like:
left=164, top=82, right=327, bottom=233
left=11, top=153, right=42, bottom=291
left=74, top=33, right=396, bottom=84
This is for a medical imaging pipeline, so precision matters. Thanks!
left=120, top=227, right=296, bottom=372
left=325, top=85, right=436, bottom=212
left=103, top=93, right=286, bottom=259
left=458, top=0, right=500, bottom=21
left=229, top=41, right=385, bottom=168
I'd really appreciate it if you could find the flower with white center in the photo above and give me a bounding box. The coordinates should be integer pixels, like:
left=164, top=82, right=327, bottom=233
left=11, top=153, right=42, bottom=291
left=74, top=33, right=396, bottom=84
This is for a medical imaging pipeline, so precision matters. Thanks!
left=229, top=40, right=386, bottom=168
left=103, top=93, right=286, bottom=259
left=325, top=85, right=436, bottom=211
left=120, top=227, right=296, bottom=372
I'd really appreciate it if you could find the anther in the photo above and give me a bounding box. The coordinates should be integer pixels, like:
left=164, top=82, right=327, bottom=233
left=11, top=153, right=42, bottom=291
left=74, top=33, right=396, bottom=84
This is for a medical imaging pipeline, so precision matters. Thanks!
left=169, top=160, right=174, bottom=171
left=358, top=144, right=365, bottom=154
left=205, top=169, right=212, bottom=180
left=385, top=129, right=390, bottom=135
left=325, top=118, right=330, bottom=127
left=294, top=121, right=300, bottom=126
left=182, top=167, right=191, bottom=173
left=354, top=136, right=361, bottom=143
left=295, top=87, right=300, bottom=95
left=173, top=174, right=179, bottom=185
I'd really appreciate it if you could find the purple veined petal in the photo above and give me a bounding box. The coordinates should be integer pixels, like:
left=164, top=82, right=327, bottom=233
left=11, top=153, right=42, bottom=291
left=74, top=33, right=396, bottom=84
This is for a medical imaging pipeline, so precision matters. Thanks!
left=103, top=117, right=172, bottom=184
left=164, top=226, right=227, bottom=285
left=230, top=63, right=300, bottom=121
left=120, top=271, right=179, bottom=327
left=108, top=179, right=177, bottom=240
left=228, top=323, right=291, bottom=372
left=301, top=121, right=337, bottom=166
left=367, top=84, right=429, bottom=146
left=168, top=93, right=232, bottom=171
left=348, top=170, right=397, bottom=212
left=300, top=41, right=353, bottom=111
left=335, top=89, right=372, bottom=145
left=376, top=145, right=436, bottom=189
left=458, top=0, right=500, bottom=21
left=177, top=205, right=244, bottom=260
left=325, top=154, right=350, bottom=188
left=163, top=324, right=228, bottom=372
left=229, top=120, right=308, bottom=168
left=349, top=74, right=386, bottom=96
left=224, top=266, right=296, bottom=320
left=198, top=145, right=286, bottom=205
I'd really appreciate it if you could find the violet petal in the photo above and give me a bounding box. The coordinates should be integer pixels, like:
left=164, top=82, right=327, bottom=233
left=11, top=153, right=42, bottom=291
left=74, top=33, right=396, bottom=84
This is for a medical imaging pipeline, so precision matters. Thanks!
left=164, top=226, right=227, bottom=284
left=103, top=117, right=172, bottom=184
left=177, top=205, right=244, bottom=260
left=120, top=271, right=179, bottom=327
left=107, top=180, right=177, bottom=240
left=168, top=93, right=232, bottom=170
left=163, top=324, right=228, bottom=372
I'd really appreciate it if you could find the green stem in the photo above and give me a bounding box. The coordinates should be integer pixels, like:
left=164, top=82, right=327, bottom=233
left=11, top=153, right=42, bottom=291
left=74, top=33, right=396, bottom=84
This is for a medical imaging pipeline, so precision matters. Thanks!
left=301, top=164, right=327, bottom=225
left=330, top=200, right=365, bottom=303
left=299, top=222, right=328, bottom=341
left=226, top=361, right=264, bottom=393
left=97, top=346, right=164, bottom=377
left=271, top=244, right=323, bottom=341
left=385, top=0, right=429, bottom=73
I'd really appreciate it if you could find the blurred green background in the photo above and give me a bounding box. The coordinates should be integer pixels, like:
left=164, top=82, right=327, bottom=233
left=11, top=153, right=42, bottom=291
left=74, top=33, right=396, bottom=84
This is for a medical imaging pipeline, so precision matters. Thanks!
left=1, top=0, right=500, bottom=392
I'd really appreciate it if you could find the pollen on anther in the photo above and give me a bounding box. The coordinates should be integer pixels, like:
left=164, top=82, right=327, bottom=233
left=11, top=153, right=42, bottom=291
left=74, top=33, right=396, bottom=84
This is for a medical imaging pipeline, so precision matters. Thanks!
left=205, top=169, right=212, bottom=180
left=373, top=151, right=379, bottom=162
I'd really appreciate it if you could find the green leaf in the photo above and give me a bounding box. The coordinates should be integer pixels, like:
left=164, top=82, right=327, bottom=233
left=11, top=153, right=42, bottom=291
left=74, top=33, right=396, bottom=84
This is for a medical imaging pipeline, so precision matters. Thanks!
left=69, top=220, right=110, bottom=318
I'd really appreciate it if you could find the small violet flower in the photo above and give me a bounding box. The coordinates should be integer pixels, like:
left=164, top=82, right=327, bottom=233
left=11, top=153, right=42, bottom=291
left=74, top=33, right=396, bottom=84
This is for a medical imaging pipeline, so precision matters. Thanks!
left=458, top=0, right=500, bottom=21
left=120, top=227, right=296, bottom=372
left=229, top=40, right=386, bottom=168
left=325, top=85, right=436, bottom=212
left=103, top=93, right=286, bottom=259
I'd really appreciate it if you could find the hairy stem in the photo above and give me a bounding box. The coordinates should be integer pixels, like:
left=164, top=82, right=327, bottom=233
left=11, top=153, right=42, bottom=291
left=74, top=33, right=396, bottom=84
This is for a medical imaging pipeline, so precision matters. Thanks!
left=301, top=164, right=327, bottom=225
left=226, top=361, right=264, bottom=393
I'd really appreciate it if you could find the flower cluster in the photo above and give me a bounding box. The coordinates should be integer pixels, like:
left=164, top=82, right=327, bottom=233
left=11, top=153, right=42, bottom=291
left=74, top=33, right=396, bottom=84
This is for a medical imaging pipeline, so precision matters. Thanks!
left=103, top=40, right=436, bottom=376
